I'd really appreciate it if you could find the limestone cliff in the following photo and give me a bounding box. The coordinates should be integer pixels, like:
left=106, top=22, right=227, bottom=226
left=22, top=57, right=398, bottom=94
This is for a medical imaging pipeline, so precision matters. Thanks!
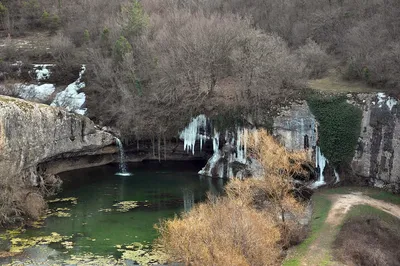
left=273, top=101, right=317, bottom=156
left=351, top=93, right=400, bottom=190
left=0, top=95, right=114, bottom=184
left=273, top=94, right=400, bottom=191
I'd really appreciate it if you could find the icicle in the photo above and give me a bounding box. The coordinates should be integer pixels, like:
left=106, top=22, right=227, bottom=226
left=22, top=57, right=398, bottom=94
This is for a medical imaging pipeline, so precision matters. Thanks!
left=316, top=146, right=327, bottom=182
left=312, top=146, right=327, bottom=188
left=334, top=169, right=340, bottom=183
left=213, top=129, right=220, bottom=153
left=236, top=128, right=247, bottom=164
left=198, top=151, right=222, bottom=176
left=217, top=163, right=224, bottom=178
left=179, top=114, right=207, bottom=155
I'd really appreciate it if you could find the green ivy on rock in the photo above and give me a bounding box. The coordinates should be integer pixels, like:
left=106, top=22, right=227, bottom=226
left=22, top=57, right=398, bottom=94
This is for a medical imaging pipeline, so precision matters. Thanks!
left=308, top=94, right=362, bottom=167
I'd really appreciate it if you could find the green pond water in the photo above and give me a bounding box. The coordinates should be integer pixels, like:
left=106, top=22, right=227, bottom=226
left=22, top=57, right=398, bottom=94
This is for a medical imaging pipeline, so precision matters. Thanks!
left=1, top=162, right=225, bottom=265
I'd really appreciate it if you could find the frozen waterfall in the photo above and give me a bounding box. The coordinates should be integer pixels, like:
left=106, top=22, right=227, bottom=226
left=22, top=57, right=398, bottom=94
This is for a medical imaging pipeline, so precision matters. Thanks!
left=334, top=169, right=340, bottom=183
left=180, top=114, right=249, bottom=178
left=312, top=146, right=327, bottom=188
left=179, top=115, right=208, bottom=155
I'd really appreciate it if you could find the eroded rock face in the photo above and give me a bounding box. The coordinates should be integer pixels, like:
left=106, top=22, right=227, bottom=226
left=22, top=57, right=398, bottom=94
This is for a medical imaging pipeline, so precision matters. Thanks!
left=0, top=95, right=114, bottom=182
left=351, top=93, right=400, bottom=191
left=273, top=101, right=317, bottom=157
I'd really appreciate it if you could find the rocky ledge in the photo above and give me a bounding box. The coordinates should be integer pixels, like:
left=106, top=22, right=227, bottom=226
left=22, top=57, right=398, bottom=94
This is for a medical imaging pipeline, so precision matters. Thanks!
left=0, top=95, right=114, bottom=182
left=0, top=96, right=114, bottom=225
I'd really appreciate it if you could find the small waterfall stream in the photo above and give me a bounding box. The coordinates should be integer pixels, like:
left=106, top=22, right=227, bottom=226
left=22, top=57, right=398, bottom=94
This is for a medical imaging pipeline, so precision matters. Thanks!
left=115, top=138, right=132, bottom=176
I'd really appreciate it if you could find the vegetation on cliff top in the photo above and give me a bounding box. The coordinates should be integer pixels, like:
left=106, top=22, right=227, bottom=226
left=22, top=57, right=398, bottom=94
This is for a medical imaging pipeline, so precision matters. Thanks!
left=7, top=0, right=400, bottom=139
left=1, top=0, right=398, bottom=140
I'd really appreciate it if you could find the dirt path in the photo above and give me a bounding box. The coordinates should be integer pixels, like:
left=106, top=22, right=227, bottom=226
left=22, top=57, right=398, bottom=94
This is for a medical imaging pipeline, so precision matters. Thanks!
left=326, top=192, right=400, bottom=225
left=300, top=192, right=400, bottom=266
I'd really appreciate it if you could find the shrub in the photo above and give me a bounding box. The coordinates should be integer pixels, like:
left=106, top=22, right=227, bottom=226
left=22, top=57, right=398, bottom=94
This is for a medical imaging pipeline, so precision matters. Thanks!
left=21, top=0, right=42, bottom=28
left=0, top=80, right=19, bottom=97
left=333, top=212, right=400, bottom=266
left=83, top=29, right=91, bottom=45
left=156, top=130, right=310, bottom=265
left=41, top=11, right=60, bottom=34
left=50, top=33, right=75, bottom=62
left=113, top=35, right=132, bottom=63
left=0, top=171, right=61, bottom=227
left=157, top=197, right=281, bottom=266
left=0, top=2, right=7, bottom=20
left=1, top=38, right=18, bottom=61
left=121, top=0, right=149, bottom=37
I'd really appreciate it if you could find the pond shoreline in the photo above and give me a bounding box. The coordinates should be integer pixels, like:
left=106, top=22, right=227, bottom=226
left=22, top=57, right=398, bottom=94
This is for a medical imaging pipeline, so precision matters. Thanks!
left=0, top=163, right=224, bottom=265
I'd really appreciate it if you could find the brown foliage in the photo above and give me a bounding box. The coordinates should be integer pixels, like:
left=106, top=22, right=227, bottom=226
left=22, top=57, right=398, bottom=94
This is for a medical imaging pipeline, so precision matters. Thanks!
left=0, top=171, right=61, bottom=227
left=156, top=130, right=310, bottom=265
left=226, top=129, right=308, bottom=247
left=86, top=5, right=305, bottom=139
left=157, top=197, right=281, bottom=266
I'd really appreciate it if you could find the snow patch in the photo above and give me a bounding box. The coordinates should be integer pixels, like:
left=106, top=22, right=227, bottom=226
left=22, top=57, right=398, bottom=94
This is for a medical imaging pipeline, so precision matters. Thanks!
left=50, top=65, right=87, bottom=115
left=377, top=92, right=397, bottom=111
left=33, top=64, right=54, bottom=81
left=17, top=83, right=55, bottom=101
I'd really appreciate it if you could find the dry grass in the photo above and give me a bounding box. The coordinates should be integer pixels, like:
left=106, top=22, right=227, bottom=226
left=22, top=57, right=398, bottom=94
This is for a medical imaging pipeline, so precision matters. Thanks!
left=157, top=197, right=281, bottom=266
left=308, top=69, right=380, bottom=93
left=156, top=130, right=311, bottom=265
left=333, top=207, right=400, bottom=266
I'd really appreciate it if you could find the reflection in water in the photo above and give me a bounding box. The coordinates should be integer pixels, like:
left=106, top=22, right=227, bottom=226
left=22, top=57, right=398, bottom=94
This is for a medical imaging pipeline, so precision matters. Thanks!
left=183, top=188, right=195, bottom=212
left=200, top=174, right=226, bottom=196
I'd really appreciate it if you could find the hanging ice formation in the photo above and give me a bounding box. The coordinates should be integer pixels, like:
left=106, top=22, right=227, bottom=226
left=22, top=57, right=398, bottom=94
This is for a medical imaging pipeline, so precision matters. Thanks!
left=179, top=115, right=248, bottom=178
left=334, top=169, right=340, bottom=183
left=312, top=145, right=327, bottom=188
left=179, top=115, right=208, bottom=155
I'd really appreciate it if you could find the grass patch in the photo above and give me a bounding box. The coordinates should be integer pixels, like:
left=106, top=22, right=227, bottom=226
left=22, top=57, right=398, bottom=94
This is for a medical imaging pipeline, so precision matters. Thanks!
left=308, top=70, right=380, bottom=93
left=345, top=204, right=400, bottom=225
left=283, top=193, right=332, bottom=266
